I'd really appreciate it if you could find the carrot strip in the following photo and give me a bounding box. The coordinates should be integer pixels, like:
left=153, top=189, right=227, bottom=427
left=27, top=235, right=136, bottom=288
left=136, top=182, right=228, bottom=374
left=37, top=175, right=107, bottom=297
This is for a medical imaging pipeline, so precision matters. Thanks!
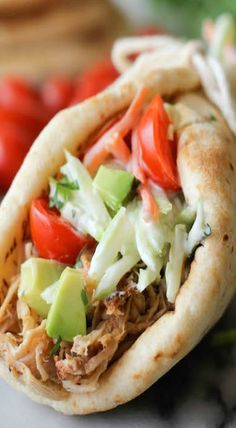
left=108, top=131, right=131, bottom=163
left=114, top=86, right=148, bottom=136
left=84, top=86, right=147, bottom=174
left=82, top=143, right=108, bottom=175
left=131, top=128, right=146, bottom=183
left=140, top=184, right=159, bottom=222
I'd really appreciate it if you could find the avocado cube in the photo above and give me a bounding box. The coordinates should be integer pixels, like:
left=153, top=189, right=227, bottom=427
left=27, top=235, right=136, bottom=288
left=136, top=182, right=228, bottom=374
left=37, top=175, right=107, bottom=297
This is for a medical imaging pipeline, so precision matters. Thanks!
left=46, top=267, right=86, bottom=342
left=18, top=258, right=65, bottom=318
left=93, top=166, right=134, bottom=212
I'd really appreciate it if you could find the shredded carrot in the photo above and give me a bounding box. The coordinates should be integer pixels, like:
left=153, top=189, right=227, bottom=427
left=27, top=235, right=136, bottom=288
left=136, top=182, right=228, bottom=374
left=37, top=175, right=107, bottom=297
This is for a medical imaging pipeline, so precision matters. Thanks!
left=108, top=131, right=131, bottom=163
left=113, top=86, right=148, bottom=136
left=83, top=142, right=108, bottom=174
left=83, top=86, right=147, bottom=174
left=83, top=85, right=158, bottom=222
left=131, top=128, right=146, bottom=183
left=140, top=184, right=159, bottom=222
left=81, top=253, right=91, bottom=272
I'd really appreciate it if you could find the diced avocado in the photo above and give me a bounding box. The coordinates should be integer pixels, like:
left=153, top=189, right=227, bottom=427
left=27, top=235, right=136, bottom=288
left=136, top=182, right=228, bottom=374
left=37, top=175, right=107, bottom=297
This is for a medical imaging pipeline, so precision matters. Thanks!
left=46, top=267, right=86, bottom=341
left=18, top=258, right=65, bottom=318
left=93, top=166, right=134, bottom=212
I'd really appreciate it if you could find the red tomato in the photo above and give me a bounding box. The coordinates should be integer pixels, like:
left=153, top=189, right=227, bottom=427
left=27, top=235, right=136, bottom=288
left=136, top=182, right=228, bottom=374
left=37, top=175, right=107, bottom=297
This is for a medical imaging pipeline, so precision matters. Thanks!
left=41, top=76, right=74, bottom=115
left=0, top=77, right=50, bottom=125
left=0, top=123, right=33, bottom=192
left=138, top=95, right=180, bottom=190
left=71, top=59, right=119, bottom=104
left=0, top=106, right=44, bottom=136
left=30, top=198, right=92, bottom=264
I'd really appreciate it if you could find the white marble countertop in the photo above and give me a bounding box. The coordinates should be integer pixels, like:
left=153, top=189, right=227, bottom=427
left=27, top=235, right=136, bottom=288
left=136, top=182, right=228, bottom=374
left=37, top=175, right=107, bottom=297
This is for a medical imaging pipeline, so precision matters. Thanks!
left=1, top=296, right=236, bottom=428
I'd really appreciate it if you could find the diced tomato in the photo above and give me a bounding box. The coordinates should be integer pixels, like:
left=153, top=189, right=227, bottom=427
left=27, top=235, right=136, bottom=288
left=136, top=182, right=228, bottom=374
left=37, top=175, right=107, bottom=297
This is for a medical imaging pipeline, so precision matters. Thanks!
left=71, top=59, right=119, bottom=105
left=138, top=94, right=180, bottom=190
left=30, top=198, right=93, bottom=265
left=41, top=76, right=74, bottom=115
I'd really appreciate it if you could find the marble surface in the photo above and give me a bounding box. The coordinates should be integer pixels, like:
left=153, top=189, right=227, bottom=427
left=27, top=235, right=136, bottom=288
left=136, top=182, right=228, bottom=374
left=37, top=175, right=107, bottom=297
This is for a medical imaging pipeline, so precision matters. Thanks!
left=1, top=297, right=236, bottom=428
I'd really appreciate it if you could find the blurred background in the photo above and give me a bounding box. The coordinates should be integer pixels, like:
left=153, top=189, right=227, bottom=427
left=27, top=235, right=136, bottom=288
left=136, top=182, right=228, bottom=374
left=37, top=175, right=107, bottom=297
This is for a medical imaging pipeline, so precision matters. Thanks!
left=113, top=0, right=236, bottom=37
left=0, top=0, right=235, bottom=193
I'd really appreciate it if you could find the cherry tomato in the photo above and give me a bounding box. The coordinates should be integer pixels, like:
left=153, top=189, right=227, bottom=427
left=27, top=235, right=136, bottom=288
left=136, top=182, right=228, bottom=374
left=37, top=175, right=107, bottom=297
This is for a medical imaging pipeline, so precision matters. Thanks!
left=0, top=123, right=34, bottom=192
left=71, top=59, right=119, bottom=104
left=138, top=94, right=180, bottom=190
left=41, top=76, right=74, bottom=115
left=30, top=198, right=93, bottom=264
left=0, top=106, right=44, bottom=136
left=0, top=77, right=50, bottom=125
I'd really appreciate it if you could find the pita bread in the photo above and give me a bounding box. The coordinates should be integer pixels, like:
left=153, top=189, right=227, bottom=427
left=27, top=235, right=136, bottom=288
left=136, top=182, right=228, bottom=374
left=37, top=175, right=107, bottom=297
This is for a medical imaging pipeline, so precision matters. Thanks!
left=0, top=56, right=236, bottom=414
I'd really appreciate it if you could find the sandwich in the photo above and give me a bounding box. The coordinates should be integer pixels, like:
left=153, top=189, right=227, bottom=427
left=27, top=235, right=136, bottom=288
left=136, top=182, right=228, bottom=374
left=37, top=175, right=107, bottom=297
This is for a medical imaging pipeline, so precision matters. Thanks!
left=0, top=35, right=236, bottom=414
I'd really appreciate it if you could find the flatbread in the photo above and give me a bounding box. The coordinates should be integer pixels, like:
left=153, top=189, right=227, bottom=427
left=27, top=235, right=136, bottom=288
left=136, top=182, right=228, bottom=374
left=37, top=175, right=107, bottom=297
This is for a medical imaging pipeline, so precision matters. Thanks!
left=0, top=59, right=236, bottom=414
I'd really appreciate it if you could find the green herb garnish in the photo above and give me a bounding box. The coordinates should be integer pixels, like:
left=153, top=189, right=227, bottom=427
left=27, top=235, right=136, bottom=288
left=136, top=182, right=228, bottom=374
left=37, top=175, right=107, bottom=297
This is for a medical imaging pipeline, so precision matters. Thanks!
left=81, top=289, right=89, bottom=306
left=50, top=336, right=62, bottom=356
left=209, top=113, right=217, bottom=122
left=49, top=176, right=79, bottom=210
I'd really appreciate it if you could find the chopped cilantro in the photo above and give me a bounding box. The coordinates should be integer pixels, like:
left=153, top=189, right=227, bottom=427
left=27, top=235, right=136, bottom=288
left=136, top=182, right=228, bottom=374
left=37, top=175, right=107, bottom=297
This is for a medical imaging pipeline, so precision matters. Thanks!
left=209, top=113, right=217, bottom=122
left=49, top=336, right=62, bottom=356
left=81, top=289, right=89, bottom=306
left=49, top=176, right=79, bottom=210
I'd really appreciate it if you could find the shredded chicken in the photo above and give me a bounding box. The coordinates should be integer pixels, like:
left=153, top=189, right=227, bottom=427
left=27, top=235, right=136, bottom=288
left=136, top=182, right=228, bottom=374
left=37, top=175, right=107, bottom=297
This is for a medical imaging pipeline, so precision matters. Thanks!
left=55, top=284, right=168, bottom=391
left=0, top=254, right=169, bottom=392
left=0, top=276, right=20, bottom=334
left=0, top=284, right=56, bottom=382
left=56, top=317, right=125, bottom=392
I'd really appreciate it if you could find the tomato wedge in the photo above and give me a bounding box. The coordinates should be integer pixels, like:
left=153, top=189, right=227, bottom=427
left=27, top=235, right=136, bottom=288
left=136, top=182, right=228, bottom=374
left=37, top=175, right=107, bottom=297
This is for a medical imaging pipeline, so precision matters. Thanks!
left=131, top=128, right=159, bottom=220
left=30, top=198, right=92, bottom=264
left=138, top=94, right=180, bottom=190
